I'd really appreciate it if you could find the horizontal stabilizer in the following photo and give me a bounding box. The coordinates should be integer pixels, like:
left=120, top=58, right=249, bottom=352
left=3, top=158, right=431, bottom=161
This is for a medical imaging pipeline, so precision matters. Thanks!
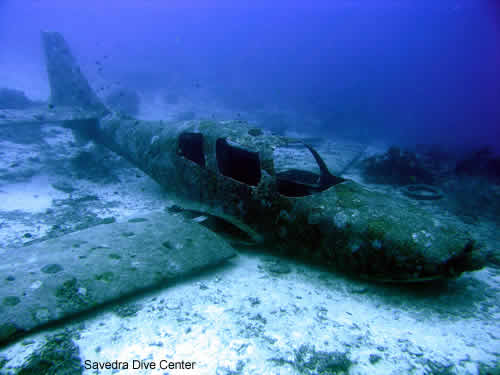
left=0, top=106, right=102, bottom=126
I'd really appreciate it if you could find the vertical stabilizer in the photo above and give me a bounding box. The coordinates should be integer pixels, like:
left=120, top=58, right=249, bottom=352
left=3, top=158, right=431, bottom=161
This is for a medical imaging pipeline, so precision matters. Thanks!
left=41, top=31, right=108, bottom=114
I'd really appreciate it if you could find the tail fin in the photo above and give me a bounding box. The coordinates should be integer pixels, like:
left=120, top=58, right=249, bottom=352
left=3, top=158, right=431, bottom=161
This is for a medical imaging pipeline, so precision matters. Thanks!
left=41, top=31, right=108, bottom=114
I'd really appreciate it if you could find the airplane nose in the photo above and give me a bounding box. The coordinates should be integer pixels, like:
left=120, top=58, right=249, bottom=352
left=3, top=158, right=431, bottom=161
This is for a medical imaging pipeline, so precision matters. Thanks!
left=316, top=214, right=487, bottom=282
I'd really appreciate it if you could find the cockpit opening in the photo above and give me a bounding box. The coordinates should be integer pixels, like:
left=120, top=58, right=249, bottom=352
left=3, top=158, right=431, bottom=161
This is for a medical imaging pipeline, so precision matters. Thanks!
left=216, top=138, right=261, bottom=186
left=273, top=142, right=345, bottom=197
left=178, top=132, right=205, bottom=167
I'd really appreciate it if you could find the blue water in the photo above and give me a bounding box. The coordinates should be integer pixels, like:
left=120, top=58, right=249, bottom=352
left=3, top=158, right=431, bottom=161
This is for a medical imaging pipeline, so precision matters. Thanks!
left=1, top=0, right=499, bottom=153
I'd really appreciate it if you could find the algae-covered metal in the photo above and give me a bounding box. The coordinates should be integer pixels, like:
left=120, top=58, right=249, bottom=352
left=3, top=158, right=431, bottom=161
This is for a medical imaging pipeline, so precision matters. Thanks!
left=6, top=31, right=487, bottom=283
left=86, top=113, right=486, bottom=282
left=0, top=211, right=235, bottom=344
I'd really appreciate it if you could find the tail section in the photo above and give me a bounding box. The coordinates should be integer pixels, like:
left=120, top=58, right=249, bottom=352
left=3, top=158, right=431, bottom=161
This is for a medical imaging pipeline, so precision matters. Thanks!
left=41, top=31, right=108, bottom=114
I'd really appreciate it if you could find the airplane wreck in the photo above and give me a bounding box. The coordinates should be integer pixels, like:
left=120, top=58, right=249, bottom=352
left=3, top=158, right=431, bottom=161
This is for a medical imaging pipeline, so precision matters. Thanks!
left=0, top=31, right=487, bottom=344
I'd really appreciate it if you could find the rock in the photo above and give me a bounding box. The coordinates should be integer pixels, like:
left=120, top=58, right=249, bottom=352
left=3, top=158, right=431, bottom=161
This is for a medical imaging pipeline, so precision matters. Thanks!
left=361, top=146, right=435, bottom=186
left=51, top=181, right=76, bottom=194
left=0, top=88, right=33, bottom=109
left=112, top=302, right=142, bottom=318
left=16, top=331, right=83, bottom=375
left=275, top=344, right=353, bottom=375
left=266, top=261, right=292, bottom=275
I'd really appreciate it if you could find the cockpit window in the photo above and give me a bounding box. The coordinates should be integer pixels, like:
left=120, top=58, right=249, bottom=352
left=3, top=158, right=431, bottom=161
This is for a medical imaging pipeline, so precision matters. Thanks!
left=178, top=132, right=205, bottom=167
left=216, top=138, right=261, bottom=186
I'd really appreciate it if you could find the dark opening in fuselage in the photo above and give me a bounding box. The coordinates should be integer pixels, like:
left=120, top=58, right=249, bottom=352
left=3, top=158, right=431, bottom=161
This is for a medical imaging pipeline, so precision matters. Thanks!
left=216, top=138, right=261, bottom=186
left=178, top=132, right=205, bottom=167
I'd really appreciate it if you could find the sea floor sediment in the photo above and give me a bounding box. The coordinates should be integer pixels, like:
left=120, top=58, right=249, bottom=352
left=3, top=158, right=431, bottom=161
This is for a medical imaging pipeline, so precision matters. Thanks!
left=0, top=121, right=498, bottom=374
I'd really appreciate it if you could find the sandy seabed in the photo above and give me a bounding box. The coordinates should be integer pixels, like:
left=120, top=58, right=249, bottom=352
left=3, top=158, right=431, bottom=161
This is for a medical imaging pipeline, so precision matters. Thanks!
left=0, top=121, right=498, bottom=375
